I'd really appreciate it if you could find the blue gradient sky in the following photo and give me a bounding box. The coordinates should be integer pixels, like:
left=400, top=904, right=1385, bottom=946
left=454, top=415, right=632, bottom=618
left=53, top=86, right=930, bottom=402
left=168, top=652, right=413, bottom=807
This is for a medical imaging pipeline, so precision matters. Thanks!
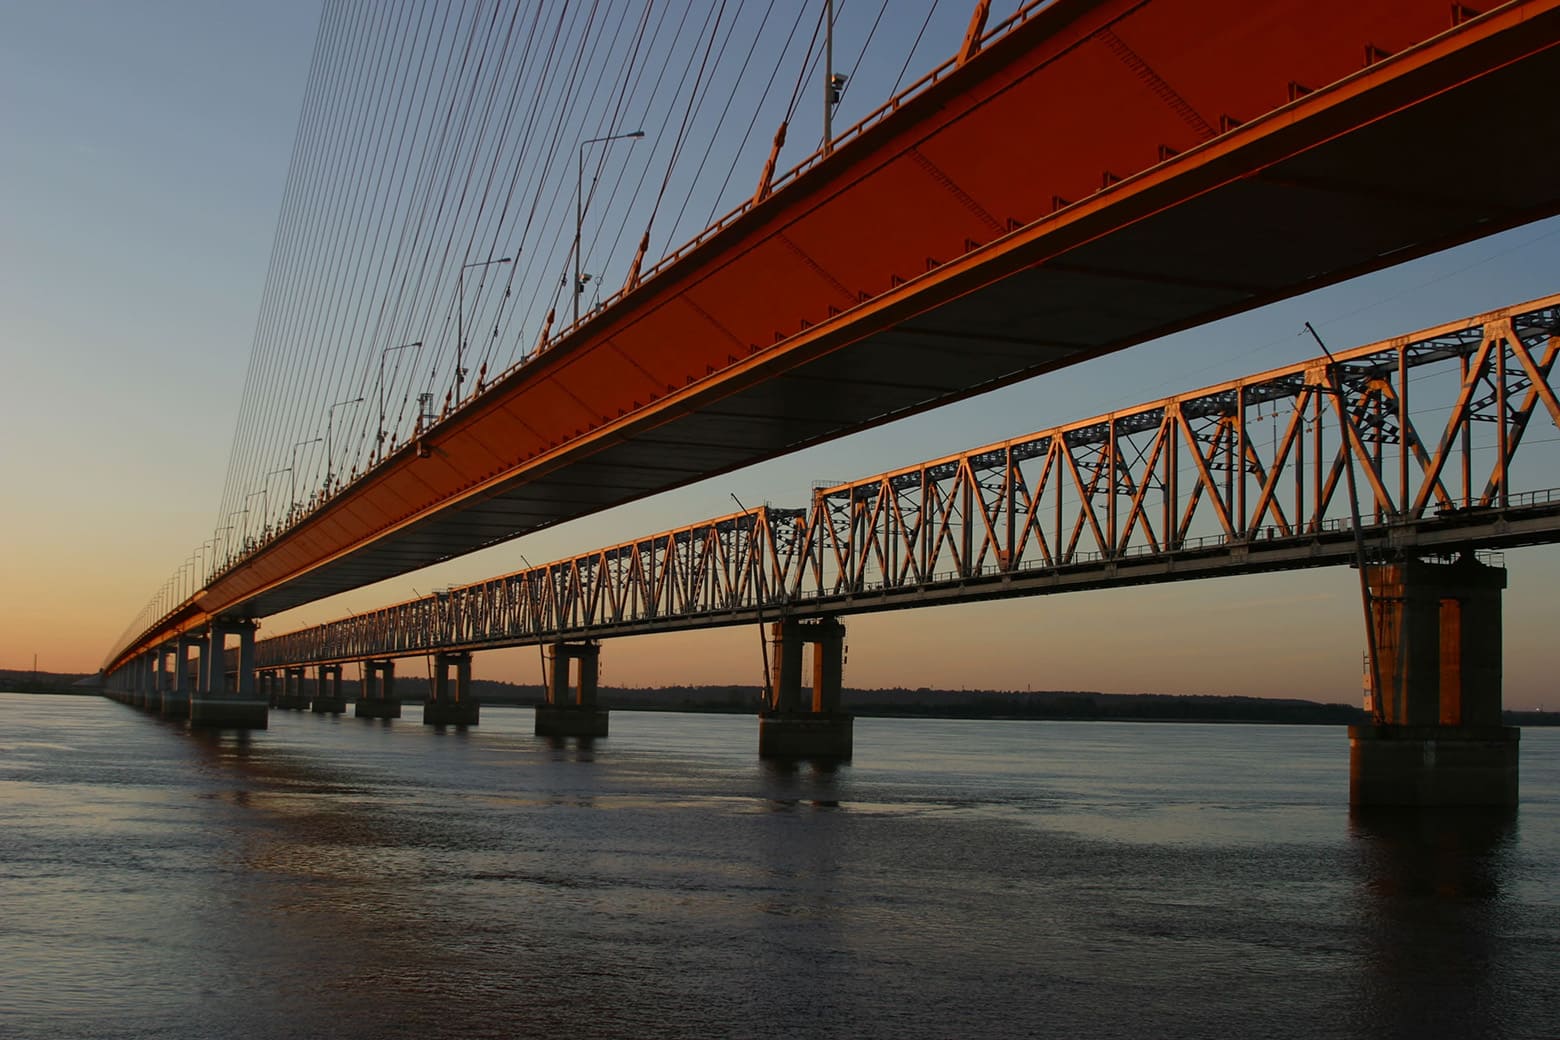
left=2, top=1, right=1558, bottom=709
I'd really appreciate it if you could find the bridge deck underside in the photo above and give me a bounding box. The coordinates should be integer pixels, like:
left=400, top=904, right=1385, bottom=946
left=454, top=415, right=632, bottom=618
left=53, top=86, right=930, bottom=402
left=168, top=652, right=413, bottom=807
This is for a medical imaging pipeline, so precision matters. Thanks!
left=121, top=0, right=1560, bottom=671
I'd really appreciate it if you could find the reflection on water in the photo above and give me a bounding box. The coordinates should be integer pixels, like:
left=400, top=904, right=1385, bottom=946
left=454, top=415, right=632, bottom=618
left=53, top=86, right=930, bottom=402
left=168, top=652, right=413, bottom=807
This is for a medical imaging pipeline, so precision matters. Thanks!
left=1351, top=807, right=1518, bottom=898
left=1348, top=809, right=1529, bottom=1040
left=1, top=694, right=1556, bottom=1040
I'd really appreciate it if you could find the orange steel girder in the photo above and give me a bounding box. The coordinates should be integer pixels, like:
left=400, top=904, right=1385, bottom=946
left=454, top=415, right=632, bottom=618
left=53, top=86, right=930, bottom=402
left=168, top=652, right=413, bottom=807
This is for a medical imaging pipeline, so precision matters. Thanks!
left=119, top=0, right=1560, bottom=672
left=257, top=295, right=1560, bottom=669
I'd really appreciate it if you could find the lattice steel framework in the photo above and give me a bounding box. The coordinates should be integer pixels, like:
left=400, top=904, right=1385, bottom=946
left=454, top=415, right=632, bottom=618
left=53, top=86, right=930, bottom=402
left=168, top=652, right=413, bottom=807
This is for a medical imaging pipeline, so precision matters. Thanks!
left=259, top=295, right=1560, bottom=668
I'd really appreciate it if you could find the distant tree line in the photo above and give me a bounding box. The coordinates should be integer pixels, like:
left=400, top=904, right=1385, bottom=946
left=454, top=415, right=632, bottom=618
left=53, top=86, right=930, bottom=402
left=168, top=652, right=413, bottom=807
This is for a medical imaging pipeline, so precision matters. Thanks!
left=6, top=669, right=1556, bottom=725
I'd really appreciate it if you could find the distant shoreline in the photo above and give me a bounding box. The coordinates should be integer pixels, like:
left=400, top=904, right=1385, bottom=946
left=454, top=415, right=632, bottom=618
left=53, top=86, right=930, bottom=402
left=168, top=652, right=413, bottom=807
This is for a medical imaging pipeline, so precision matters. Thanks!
left=10, top=671, right=1557, bottom=725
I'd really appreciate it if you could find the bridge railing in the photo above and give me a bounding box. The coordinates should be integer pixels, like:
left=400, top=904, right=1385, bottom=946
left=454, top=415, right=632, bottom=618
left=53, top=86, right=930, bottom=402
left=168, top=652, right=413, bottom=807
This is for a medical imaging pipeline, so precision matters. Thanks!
left=257, top=294, right=1560, bottom=667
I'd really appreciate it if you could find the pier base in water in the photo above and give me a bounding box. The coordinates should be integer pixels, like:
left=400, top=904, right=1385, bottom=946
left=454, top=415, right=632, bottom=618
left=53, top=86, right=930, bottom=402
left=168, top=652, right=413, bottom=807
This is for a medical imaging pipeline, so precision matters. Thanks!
left=160, top=692, right=190, bottom=718
left=355, top=660, right=399, bottom=719
left=1349, top=725, right=1519, bottom=806
left=189, top=698, right=269, bottom=730
left=311, top=697, right=349, bottom=715
left=759, top=713, right=853, bottom=760
left=423, top=653, right=478, bottom=726
left=534, top=705, right=609, bottom=738
left=423, top=700, right=479, bottom=726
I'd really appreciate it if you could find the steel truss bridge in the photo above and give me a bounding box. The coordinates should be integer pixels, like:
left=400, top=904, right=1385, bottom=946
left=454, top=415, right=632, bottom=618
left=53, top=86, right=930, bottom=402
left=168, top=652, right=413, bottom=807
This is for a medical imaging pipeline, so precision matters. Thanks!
left=109, top=0, right=1560, bottom=675
left=257, top=294, right=1560, bottom=668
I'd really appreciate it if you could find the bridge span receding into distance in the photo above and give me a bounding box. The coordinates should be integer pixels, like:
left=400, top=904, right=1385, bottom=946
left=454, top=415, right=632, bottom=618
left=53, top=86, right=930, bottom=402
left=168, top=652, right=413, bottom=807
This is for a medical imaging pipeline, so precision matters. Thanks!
left=108, top=0, right=1560, bottom=678
left=109, top=293, right=1560, bottom=804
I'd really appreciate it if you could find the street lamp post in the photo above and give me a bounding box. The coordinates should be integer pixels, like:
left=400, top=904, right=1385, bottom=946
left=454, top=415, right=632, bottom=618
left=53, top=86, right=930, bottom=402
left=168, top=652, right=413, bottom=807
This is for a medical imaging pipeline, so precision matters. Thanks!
left=184, top=549, right=201, bottom=601
left=243, top=490, right=267, bottom=549
left=290, top=437, right=322, bottom=517
left=196, top=539, right=214, bottom=591
left=214, top=524, right=235, bottom=571
left=222, top=512, right=245, bottom=566
left=576, top=130, right=644, bottom=325
left=260, top=466, right=292, bottom=536
left=325, top=397, right=364, bottom=494
left=378, top=340, right=423, bottom=456
left=457, top=260, right=509, bottom=406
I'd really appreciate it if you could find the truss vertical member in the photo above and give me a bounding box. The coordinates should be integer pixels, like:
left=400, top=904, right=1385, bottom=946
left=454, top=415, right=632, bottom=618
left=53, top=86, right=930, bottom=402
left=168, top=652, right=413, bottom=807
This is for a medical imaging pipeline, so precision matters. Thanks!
left=535, top=642, right=608, bottom=738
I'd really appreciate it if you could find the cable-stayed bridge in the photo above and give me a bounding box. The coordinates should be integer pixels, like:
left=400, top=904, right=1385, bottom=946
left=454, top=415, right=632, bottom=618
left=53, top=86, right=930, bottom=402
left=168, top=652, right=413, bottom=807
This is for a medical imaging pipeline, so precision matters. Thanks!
left=102, top=0, right=1560, bottom=804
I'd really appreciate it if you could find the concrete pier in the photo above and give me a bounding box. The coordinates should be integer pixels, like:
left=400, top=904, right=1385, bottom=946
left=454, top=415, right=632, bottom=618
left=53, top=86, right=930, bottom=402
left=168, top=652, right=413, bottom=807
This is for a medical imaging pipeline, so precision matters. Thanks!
left=312, top=664, right=348, bottom=714
left=276, top=666, right=310, bottom=710
left=189, top=619, right=268, bottom=729
left=424, top=652, right=478, bottom=726
left=1351, top=555, right=1516, bottom=806
left=145, top=649, right=166, bottom=712
left=355, top=659, right=401, bottom=719
left=131, top=651, right=153, bottom=710
left=162, top=636, right=194, bottom=717
left=535, top=642, right=608, bottom=737
left=759, top=617, right=853, bottom=759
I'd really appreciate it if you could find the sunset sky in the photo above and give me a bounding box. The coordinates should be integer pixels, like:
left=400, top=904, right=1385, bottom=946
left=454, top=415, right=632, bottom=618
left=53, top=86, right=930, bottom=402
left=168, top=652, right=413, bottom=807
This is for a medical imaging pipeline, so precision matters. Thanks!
left=3, top=1, right=1559, bottom=709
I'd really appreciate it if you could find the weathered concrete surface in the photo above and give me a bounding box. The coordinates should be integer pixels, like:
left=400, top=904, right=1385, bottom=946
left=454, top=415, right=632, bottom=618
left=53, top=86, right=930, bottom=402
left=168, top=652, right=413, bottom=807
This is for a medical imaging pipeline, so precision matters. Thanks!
left=190, top=698, right=269, bottom=730
left=1349, top=725, right=1519, bottom=806
left=535, top=705, right=608, bottom=737
left=758, top=714, right=853, bottom=760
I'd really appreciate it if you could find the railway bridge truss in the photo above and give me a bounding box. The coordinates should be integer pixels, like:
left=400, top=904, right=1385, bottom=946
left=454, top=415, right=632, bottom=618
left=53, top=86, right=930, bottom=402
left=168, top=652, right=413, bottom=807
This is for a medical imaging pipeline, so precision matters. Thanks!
left=258, top=294, right=1560, bottom=665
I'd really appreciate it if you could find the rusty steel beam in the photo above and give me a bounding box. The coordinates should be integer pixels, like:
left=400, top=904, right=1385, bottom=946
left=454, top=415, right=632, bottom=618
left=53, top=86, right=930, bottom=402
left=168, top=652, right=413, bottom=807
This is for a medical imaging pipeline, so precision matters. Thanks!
left=256, top=294, right=1560, bottom=669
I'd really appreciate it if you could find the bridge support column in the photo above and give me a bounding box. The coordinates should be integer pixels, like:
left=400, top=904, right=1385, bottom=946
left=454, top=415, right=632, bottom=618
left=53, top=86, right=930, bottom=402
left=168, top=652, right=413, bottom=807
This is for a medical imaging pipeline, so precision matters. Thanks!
left=257, top=669, right=278, bottom=707
left=424, top=652, right=478, bottom=726
left=139, top=650, right=160, bottom=711
left=275, top=666, right=307, bottom=709
left=128, top=652, right=146, bottom=708
left=131, top=651, right=152, bottom=710
left=150, top=645, right=175, bottom=713
left=163, top=636, right=194, bottom=717
left=312, top=664, right=348, bottom=714
left=1350, top=554, right=1517, bottom=807
left=535, top=642, right=608, bottom=737
left=356, top=660, right=401, bottom=719
left=136, top=654, right=151, bottom=706
left=191, top=620, right=268, bottom=729
left=759, top=617, right=852, bottom=759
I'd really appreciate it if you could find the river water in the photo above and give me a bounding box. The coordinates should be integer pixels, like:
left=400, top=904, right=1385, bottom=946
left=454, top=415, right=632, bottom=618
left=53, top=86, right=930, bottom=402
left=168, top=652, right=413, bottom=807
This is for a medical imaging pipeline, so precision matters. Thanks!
left=1, top=692, right=1556, bottom=1039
